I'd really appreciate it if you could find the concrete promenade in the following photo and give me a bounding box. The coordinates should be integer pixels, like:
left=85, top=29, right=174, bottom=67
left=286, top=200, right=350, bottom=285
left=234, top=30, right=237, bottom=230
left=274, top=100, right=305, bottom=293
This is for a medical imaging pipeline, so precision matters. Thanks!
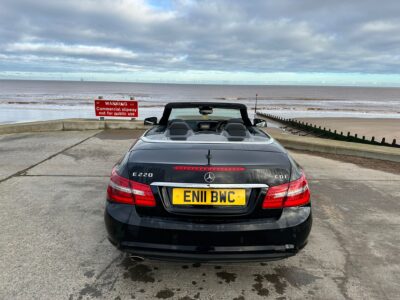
left=0, top=129, right=399, bottom=299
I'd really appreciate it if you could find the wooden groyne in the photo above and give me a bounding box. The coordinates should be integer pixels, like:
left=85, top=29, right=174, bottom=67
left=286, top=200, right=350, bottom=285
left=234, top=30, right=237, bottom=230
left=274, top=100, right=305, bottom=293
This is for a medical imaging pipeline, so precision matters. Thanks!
left=257, top=112, right=399, bottom=148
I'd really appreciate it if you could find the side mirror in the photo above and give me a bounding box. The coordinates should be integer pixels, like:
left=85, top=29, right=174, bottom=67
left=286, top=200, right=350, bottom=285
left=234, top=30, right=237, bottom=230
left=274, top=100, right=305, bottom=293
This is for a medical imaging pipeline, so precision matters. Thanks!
left=253, top=118, right=267, bottom=127
left=144, top=117, right=157, bottom=125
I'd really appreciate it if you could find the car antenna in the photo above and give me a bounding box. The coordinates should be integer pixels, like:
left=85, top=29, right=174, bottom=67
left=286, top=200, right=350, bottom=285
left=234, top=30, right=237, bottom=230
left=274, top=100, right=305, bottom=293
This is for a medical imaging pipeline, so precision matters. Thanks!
left=254, top=93, right=258, bottom=115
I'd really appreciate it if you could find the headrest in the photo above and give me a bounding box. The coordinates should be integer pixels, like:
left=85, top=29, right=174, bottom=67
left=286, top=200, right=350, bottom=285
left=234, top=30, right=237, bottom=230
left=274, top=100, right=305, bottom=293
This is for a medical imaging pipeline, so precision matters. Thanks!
left=224, top=123, right=247, bottom=137
left=222, top=123, right=248, bottom=141
left=166, top=120, right=193, bottom=140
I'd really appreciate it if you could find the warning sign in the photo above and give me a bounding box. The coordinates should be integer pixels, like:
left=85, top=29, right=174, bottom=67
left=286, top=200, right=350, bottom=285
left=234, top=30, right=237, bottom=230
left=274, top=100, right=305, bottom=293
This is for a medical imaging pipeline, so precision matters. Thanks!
left=94, top=100, right=138, bottom=118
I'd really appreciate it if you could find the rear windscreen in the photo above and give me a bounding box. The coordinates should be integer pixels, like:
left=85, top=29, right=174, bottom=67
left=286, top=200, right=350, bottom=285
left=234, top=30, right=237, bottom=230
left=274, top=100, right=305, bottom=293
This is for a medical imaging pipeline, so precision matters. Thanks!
left=169, top=107, right=242, bottom=121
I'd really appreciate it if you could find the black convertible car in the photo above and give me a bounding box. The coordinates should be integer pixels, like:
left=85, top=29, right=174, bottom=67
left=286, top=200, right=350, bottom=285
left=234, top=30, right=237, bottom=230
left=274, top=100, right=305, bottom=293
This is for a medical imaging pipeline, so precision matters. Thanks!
left=105, top=102, right=312, bottom=262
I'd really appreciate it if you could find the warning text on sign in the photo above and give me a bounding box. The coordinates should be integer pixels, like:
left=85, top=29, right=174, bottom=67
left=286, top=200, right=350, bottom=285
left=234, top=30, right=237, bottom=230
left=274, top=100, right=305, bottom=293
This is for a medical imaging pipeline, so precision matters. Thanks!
left=95, top=100, right=138, bottom=118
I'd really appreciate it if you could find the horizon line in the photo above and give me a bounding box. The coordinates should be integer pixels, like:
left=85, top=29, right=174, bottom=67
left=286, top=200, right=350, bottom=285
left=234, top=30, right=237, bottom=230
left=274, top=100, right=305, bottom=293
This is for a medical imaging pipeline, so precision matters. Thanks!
left=1, top=77, right=400, bottom=89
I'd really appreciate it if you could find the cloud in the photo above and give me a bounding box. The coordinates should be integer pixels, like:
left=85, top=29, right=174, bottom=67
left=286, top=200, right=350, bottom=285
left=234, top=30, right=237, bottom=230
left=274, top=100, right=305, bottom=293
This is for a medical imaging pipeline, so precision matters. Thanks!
left=6, top=43, right=138, bottom=59
left=0, top=0, right=400, bottom=80
left=360, top=21, right=399, bottom=33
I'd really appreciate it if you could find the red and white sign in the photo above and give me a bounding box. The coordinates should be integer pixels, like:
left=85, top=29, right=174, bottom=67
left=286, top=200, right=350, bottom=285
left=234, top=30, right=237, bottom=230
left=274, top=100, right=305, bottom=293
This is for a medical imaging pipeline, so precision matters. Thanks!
left=95, top=100, right=138, bottom=118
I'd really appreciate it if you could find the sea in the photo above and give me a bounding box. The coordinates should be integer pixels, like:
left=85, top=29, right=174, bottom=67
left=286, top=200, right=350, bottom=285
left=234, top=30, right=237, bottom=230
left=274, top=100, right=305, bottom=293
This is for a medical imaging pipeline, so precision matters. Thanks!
left=0, top=79, right=400, bottom=124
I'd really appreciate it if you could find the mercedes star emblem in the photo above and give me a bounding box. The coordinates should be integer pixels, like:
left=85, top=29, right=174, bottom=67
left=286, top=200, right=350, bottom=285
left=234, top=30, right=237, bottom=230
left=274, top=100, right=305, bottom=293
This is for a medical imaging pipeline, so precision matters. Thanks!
left=204, top=172, right=215, bottom=183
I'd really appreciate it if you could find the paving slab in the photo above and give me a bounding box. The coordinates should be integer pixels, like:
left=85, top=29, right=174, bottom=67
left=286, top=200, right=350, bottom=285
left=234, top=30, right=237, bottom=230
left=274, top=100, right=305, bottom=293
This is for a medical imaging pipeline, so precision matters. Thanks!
left=27, top=130, right=143, bottom=176
left=0, top=130, right=99, bottom=181
left=290, top=151, right=399, bottom=182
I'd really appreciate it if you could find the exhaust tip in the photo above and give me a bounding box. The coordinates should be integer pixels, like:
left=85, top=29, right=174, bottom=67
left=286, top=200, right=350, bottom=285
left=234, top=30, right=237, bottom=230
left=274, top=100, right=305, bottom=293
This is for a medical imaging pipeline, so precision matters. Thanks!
left=129, top=254, right=145, bottom=262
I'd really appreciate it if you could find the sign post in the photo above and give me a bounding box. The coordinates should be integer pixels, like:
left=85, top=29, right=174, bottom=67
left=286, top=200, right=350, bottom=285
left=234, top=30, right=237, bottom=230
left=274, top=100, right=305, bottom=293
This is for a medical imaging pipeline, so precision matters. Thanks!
left=97, top=96, right=105, bottom=120
left=130, top=97, right=136, bottom=120
left=95, top=98, right=138, bottom=120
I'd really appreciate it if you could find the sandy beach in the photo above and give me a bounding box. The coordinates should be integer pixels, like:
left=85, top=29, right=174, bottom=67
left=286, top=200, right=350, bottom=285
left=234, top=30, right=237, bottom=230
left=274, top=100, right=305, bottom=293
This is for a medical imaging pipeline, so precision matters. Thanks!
left=297, top=117, right=400, bottom=142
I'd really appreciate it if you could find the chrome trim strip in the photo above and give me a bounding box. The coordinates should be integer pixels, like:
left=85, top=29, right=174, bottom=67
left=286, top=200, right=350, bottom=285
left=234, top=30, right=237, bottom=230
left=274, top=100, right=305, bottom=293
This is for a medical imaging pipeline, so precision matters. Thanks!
left=151, top=182, right=268, bottom=188
left=109, top=180, right=131, bottom=193
left=141, top=136, right=275, bottom=145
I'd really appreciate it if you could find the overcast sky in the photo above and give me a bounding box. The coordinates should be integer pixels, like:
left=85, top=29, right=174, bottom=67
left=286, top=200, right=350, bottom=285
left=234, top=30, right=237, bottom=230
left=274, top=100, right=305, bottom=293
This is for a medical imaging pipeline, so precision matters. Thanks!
left=1, top=0, right=400, bottom=85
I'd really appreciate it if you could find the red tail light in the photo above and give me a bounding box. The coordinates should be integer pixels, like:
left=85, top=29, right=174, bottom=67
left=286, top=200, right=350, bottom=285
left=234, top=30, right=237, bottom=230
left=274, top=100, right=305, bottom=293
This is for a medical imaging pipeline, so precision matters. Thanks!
left=131, top=181, right=156, bottom=207
left=262, top=172, right=310, bottom=209
left=107, top=169, right=133, bottom=204
left=107, top=168, right=156, bottom=207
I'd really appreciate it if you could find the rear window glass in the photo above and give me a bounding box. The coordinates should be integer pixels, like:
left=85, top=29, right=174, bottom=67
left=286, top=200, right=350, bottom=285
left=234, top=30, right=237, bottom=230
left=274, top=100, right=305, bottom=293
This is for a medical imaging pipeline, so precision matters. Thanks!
left=169, top=107, right=242, bottom=121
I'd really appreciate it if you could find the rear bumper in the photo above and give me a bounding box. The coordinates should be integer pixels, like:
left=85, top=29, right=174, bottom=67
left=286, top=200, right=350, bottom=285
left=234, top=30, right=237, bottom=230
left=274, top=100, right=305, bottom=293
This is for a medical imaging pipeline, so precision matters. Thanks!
left=104, top=202, right=312, bottom=262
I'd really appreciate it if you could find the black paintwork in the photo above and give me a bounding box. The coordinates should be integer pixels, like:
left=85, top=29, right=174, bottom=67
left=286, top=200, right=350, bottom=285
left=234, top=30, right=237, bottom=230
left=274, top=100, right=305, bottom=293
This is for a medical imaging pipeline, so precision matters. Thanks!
left=105, top=102, right=312, bottom=262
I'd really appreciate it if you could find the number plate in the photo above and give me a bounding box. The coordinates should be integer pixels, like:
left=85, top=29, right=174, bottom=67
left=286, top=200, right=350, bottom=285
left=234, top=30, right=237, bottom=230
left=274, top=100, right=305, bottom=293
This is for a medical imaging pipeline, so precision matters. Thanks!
left=172, top=188, right=246, bottom=206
